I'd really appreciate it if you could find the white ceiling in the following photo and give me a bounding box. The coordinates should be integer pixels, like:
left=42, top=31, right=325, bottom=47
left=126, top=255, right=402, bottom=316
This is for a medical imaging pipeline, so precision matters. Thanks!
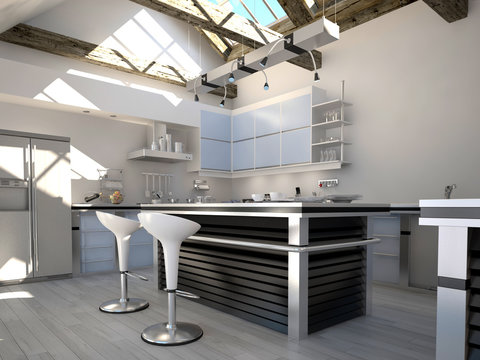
left=0, top=0, right=66, bottom=33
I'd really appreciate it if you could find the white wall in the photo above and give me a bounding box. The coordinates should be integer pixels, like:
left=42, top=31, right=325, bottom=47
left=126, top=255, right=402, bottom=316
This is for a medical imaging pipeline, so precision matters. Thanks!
left=0, top=101, right=232, bottom=204
left=231, top=0, right=480, bottom=203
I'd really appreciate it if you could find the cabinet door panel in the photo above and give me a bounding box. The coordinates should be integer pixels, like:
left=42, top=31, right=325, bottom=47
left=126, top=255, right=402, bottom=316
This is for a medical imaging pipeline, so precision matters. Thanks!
left=281, top=128, right=311, bottom=165
left=255, top=134, right=280, bottom=168
left=201, top=111, right=231, bottom=141
left=233, top=139, right=254, bottom=171
left=282, top=94, right=311, bottom=131
left=255, top=104, right=280, bottom=137
left=233, top=111, right=254, bottom=141
left=201, top=139, right=231, bottom=171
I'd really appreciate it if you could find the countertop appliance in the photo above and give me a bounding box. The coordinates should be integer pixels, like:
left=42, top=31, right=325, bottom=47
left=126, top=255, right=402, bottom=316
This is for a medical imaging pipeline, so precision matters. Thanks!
left=0, top=130, right=72, bottom=283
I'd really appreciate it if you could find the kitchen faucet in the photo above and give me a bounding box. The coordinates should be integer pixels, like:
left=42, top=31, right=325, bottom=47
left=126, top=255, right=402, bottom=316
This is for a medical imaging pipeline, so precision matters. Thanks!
left=444, top=184, right=456, bottom=199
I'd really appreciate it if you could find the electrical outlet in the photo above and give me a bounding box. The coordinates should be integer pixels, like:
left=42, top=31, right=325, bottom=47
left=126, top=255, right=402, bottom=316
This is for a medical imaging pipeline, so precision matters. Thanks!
left=317, top=179, right=339, bottom=188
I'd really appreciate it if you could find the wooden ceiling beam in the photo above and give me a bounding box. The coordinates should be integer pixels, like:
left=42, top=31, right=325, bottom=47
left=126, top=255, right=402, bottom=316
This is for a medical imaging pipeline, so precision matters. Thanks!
left=0, top=24, right=237, bottom=98
left=422, top=0, right=467, bottom=22
left=196, top=26, right=231, bottom=61
left=128, top=0, right=282, bottom=49
left=270, top=0, right=418, bottom=35
left=336, top=0, right=417, bottom=32
left=277, top=0, right=314, bottom=27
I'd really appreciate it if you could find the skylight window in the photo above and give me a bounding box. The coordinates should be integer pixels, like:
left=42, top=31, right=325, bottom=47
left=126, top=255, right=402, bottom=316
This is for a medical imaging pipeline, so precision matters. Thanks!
left=208, top=0, right=287, bottom=27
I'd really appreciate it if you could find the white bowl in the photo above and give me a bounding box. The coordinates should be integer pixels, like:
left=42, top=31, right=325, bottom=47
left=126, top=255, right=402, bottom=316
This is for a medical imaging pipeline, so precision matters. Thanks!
left=251, top=193, right=264, bottom=202
left=269, top=192, right=286, bottom=201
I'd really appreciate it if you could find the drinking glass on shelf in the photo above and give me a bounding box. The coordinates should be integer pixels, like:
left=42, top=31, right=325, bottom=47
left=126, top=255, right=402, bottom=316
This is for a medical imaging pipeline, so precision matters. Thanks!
left=319, top=150, right=324, bottom=162
left=329, top=149, right=337, bottom=161
left=323, top=149, right=329, bottom=162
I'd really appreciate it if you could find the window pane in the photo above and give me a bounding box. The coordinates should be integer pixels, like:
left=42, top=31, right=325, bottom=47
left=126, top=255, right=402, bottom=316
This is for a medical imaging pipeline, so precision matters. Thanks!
left=265, top=0, right=287, bottom=19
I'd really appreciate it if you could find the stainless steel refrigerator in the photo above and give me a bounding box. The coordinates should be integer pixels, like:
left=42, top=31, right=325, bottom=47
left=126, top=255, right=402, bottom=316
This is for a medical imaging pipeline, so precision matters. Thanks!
left=0, top=130, right=72, bottom=283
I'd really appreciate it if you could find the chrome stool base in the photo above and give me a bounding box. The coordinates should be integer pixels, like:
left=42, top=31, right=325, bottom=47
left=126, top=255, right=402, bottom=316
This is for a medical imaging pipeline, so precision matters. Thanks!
left=141, top=322, right=203, bottom=346
left=99, top=298, right=149, bottom=314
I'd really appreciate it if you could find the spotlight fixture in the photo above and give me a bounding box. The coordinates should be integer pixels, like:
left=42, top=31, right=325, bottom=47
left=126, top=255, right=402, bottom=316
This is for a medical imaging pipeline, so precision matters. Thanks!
left=193, top=76, right=200, bottom=102
left=219, top=85, right=227, bottom=107
left=259, top=38, right=291, bottom=68
left=261, top=70, right=269, bottom=91
left=228, top=58, right=242, bottom=83
left=307, top=50, right=320, bottom=82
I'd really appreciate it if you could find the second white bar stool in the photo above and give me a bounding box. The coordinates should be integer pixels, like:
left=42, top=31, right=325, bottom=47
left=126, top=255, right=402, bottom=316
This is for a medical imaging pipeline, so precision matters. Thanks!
left=138, top=212, right=202, bottom=346
left=96, top=211, right=149, bottom=313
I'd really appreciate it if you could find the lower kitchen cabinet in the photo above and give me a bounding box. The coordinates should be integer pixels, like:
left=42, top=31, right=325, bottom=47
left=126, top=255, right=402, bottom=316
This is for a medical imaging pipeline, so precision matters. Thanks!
left=281, top=128, right=311, bottom=165
left=77, top=211, right=153, bottom=274
left=370, top=215, right=400, bottom=284
left=201, top=139, right=231, bottom=171
left=233, top=139, right=254, bottom=170
left=255, top=134, right=280, bottom=168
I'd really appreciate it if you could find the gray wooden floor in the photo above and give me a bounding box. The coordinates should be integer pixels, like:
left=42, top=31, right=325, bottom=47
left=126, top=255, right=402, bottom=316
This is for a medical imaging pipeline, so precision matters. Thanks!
left=0, top=269, right=436, bottom=360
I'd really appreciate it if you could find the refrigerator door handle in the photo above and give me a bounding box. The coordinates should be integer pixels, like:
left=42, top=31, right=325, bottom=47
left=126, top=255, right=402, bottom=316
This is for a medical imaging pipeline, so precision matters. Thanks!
left=32, top=143, right=39, bottom=273
left=27, top=143, right=33, bottom=274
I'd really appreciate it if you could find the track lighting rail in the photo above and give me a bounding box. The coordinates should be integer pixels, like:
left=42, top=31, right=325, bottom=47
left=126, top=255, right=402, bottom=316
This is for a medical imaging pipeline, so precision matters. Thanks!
left=188, top=16, right=339, bottom=98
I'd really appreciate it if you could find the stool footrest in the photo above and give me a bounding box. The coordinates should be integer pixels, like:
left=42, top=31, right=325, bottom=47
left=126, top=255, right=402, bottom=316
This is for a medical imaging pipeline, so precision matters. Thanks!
left=125, top=271, right=148, bottom=281
left=162, top=288, right=200, bottom=299
left=175, top=290, right=200, bottom=299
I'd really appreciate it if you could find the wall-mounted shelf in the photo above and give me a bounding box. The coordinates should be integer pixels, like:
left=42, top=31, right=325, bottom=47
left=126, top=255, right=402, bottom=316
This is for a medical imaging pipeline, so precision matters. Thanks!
left=312, top=120, right=352, bottom=129
left=311, top=140, right=351, bottom=147
left=312, top=99, right=351, bottom=112
left=127, top=149, right=192, bottom=162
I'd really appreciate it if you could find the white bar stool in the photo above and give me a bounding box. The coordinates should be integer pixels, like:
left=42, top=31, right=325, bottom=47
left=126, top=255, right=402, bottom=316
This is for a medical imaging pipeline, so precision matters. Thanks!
left=96, top=211, right=149, bottom=313
left=138, top=212, right=203, bottom=346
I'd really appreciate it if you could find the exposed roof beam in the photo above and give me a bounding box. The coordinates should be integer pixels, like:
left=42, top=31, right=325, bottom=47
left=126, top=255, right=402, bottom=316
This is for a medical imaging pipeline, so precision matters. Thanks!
left=270, top=0, right=417, bottom=35
left=0, top=24, right=237, bottom=98
left=128, top=0, right=282, bottom=49
left=196, top=26, right=231, bottom=61
left=277, top=0, right=314, bottom=26
left=422, top=0, right=467, bottom=22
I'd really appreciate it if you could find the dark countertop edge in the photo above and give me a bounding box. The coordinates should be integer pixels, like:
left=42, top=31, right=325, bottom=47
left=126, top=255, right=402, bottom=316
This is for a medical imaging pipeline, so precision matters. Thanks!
left=71, top=203, right=413, bottom=215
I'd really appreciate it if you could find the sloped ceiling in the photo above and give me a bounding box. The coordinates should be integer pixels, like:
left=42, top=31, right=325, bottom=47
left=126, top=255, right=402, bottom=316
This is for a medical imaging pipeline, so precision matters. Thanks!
left=0, top=0, right=66, bottom=33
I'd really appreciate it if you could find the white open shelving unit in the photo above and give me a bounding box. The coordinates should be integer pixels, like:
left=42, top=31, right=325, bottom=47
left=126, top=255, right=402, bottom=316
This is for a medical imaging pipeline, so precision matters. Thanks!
left=311, top=84, right=352, bottom=168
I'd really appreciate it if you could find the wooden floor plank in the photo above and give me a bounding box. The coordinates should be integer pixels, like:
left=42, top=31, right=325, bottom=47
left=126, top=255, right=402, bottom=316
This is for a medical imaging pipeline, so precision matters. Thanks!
left=0, top=319, right=28, bottom=360
left=0, top=270, right=436, bottom=360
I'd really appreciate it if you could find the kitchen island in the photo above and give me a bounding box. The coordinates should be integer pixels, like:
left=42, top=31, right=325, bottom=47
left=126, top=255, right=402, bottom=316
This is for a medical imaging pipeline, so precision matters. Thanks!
left=141, top=202, right=388, bottom=340
left=73, top=202, right=389, bottom=339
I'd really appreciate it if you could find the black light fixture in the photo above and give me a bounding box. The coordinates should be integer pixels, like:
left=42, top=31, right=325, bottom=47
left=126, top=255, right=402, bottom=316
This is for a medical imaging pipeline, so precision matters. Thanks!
left=259, top=37, right=291, bottom=68
left=193, top=76, right=200, bottom=102
left=219, top=84, right=227, bottom=107
left=307, top=50, right=320, bottom=82
left=261, top=70, right=269, bottom=91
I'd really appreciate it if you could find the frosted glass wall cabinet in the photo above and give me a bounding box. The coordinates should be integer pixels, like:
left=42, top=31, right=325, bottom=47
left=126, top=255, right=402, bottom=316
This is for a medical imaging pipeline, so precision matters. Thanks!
left=0, top=130, right=72, bottom=284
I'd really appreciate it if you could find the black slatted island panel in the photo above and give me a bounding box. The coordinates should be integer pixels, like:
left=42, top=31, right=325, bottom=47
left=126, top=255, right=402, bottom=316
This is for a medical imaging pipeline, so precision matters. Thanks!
left=308, top=217, right=367, bottom=333
left=469, top=228, right=480, bottom=359
left=158, top=214, right=371, bottom=335
left=309, top=247, right=366, bottom=333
